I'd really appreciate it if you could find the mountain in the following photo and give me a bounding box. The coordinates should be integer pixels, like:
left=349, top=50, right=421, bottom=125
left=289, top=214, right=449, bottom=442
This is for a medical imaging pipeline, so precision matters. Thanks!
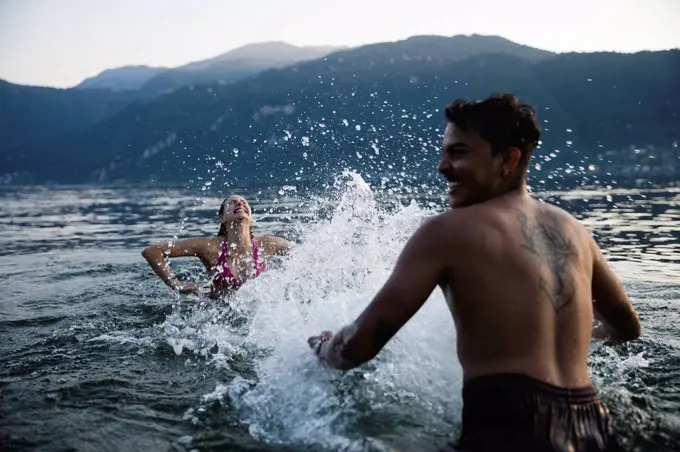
left=71, top=42, right=343, bottom=94
left=140, top=42, right=344, bottom=93
left=3, top=36, right=678, bottom=187
left=1, top=42, right=343, bottom=155
left=324, top=34, right=552, bottom=65
left=0, top=79, right=141, bottom=152
left=75, top=65, right=168, bottom=91
left=177, top=42, right=342, bottom=72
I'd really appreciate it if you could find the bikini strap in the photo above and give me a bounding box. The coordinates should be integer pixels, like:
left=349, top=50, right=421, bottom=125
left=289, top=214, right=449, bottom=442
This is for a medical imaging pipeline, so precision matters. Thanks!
left=218, top=240, right=229, bottom=265
left=252, top=242, right=266, bottom=275
left=252, top=242, right=260, bottom=266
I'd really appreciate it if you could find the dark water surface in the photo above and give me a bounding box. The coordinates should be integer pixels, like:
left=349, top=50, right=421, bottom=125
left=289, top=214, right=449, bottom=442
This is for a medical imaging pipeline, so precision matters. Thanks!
left=0, top=182, right=678, bottom=452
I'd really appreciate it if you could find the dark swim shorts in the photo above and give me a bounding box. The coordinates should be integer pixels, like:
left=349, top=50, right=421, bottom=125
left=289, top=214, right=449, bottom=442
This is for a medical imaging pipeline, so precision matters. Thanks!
left=444, top=373, right=623, bottom=452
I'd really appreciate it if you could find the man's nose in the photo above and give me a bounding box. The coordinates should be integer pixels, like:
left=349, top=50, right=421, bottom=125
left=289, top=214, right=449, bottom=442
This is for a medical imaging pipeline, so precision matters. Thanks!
left=437, top=158, right=449, bottom=174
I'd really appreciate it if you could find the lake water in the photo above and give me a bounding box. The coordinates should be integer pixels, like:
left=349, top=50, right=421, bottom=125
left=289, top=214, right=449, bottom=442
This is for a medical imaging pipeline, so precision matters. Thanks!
left=1, top=174, right=679, bottom=451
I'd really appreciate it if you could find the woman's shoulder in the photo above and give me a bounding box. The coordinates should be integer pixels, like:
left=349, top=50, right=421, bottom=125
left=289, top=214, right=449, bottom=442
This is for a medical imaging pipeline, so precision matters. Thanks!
left=253, top=234, right=287, bottom=246
left=146, top=235, right=221, bottom=260
left=173, top=235, right=221, bottom=247
left=253, top=235, right=293, bottom=256
left=171, top=236, right=225, bottom=256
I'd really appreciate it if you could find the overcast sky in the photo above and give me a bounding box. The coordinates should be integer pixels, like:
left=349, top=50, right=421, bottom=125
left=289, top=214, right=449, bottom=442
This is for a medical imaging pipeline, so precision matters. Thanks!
left=1, top=0, right=678, bottom=88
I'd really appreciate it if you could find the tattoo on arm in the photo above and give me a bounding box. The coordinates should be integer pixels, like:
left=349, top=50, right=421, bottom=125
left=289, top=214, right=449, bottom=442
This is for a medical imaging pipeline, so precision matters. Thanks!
left=518, top=212, right=578, bottom=312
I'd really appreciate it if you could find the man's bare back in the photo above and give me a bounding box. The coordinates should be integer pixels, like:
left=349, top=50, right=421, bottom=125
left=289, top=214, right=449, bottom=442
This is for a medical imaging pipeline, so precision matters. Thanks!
left=307, top=93, right=640, bottom=451
left=439, top=192, right=595, bottom=387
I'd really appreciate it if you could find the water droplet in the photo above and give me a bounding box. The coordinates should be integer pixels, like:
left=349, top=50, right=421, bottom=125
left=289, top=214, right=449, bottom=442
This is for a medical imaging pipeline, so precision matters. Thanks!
left=535, top=163, right=542, bottom=170
left=355, top=125, right=361, bottom=131
left=301, top=136, right=310, bottom=147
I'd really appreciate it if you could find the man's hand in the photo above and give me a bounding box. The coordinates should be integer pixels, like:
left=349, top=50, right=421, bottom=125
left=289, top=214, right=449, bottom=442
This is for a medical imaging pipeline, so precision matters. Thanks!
left=308, top=331, right=333, bottom=356
left=177, top=283, right=201, bottom=295
left=591, top=320, right=610, bottom=340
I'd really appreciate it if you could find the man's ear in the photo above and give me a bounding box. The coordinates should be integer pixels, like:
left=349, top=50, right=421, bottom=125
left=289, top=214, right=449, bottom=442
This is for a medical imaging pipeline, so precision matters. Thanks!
left=501, top=147, right=522, bottom=177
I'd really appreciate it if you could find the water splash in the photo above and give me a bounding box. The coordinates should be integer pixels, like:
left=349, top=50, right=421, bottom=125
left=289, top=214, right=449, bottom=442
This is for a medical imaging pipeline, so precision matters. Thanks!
left=161, top=172, right=461, bottom=450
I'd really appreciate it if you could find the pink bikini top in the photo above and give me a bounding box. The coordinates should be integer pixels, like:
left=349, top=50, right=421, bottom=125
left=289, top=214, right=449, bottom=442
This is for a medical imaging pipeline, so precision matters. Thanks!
left=211, top=241, right=266, bottom=295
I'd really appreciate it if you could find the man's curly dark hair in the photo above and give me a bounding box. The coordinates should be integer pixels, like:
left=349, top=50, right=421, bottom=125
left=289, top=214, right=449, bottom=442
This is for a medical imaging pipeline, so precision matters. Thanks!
left=444, top=92, right=541, bottom=174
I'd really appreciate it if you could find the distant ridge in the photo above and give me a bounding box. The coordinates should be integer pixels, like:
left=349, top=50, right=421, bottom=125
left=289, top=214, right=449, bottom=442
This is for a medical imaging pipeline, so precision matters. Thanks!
left=74, top=42, right=345, bottom=93
left=3, top=35, right=678, bottom=186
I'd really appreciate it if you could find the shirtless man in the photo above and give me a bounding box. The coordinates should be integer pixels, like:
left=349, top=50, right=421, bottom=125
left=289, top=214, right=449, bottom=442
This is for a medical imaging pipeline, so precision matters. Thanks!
left=307, top=93, right=641, bottom=451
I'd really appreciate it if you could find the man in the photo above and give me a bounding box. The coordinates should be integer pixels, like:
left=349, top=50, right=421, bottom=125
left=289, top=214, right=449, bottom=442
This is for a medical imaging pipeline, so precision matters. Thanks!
left=307, top=93, right=641, bottom=451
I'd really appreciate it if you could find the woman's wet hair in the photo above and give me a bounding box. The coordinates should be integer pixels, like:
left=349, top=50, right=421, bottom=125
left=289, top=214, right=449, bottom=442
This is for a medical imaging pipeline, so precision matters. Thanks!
left=217, top=195, right=254, bottom=239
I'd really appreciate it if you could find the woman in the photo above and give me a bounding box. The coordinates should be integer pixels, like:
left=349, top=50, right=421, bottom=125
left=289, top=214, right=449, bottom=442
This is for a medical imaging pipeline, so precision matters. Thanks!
left=142, top=194, right=292, bottom=298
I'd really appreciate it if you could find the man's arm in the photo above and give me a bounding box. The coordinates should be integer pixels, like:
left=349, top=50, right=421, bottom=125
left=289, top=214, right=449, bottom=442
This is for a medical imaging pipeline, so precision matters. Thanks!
left=310, top=216, right=447, bottom=370
left=590, top=237, right=642, bottom=342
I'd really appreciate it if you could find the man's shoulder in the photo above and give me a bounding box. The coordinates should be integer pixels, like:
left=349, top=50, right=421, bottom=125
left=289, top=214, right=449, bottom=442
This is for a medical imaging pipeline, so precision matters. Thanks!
left=423, top=197, right=580, bottom=237
left=428, top=204, right=489, bottom=228
left=414, top=210, right=472, bottom=245
left=527, top=198, right=594, bottom=247
left=419, top=210, right=460, bottom=229
left=533, top=199, right=585, bottom=228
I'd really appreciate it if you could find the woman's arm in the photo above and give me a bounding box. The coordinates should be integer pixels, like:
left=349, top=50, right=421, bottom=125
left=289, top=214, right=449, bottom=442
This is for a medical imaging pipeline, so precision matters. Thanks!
left=141, top=238, right=209, bottom=293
